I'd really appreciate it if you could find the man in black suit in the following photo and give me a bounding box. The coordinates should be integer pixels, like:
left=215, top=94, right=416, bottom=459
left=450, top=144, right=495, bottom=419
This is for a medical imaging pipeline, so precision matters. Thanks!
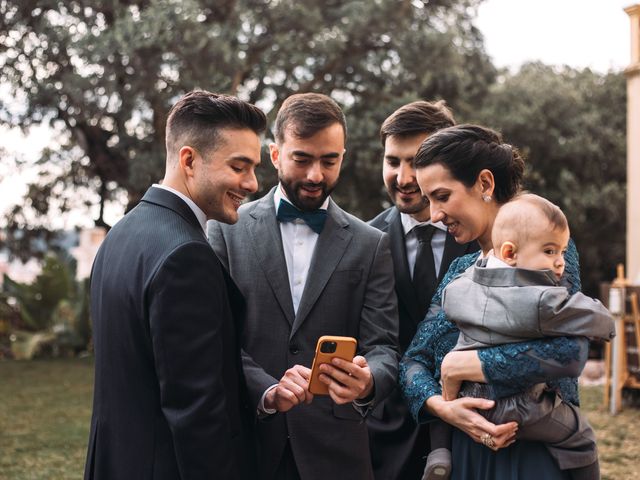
left=368, top=101, right=478, bottom=480
left=84, top=90, right=266, bottom=480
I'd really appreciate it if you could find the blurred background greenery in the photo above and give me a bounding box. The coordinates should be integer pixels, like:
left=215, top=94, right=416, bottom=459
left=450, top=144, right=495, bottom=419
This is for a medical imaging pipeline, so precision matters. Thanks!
left=0, top=0, right=626, bottom=305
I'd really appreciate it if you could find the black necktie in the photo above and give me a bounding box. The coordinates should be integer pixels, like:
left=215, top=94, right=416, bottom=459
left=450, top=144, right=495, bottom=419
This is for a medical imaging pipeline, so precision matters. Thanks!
left=412, top=224, right=438, bottom=316
left=276, top=199, right=327, bottom=234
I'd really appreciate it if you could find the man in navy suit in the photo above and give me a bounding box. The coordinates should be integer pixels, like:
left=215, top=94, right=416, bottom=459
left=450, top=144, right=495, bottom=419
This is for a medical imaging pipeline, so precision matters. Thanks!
left=85, top=90, right=266, bottom=480
left=368, top=101, right=478, bottom=480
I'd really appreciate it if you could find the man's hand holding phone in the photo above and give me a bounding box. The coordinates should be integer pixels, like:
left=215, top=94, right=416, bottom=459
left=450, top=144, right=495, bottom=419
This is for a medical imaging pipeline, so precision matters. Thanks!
left=318, top=355, right=374, bottom=405
left=264, top=365, right=314, bottom=412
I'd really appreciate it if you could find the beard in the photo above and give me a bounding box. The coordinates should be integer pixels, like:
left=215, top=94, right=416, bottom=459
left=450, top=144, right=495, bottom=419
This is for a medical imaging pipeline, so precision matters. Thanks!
left=279, top=174, right=337, bottom=211
left=389, top=182, right=430, bottom=215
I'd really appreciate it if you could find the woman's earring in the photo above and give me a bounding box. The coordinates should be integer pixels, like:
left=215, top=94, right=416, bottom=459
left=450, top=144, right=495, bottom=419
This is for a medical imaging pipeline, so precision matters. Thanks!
left=482, top=194, right=492, bottom=203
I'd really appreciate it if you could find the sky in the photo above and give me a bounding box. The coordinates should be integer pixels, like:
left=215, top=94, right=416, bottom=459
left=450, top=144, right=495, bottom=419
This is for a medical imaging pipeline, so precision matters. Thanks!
left=0, top=0, right=635, bottom=228
left=476, top=0, right=631, bottom=72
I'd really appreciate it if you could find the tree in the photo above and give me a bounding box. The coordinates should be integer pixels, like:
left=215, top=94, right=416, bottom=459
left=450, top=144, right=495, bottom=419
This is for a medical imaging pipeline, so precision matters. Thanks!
left=0, top=0, right=495, bottom=258
left=2, top=253, right=73, bottom=330
left=474, top=62, right=626, bottom=296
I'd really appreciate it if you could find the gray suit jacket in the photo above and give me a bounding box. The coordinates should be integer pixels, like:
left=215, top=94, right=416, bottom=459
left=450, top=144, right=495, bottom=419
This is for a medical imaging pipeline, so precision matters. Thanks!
left=208, top=187, right=400, bottom=480
left=443, top=263, right=615, bottom=350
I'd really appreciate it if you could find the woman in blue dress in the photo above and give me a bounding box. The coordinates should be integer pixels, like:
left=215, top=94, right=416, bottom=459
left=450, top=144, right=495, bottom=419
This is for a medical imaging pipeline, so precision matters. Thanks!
left=400, top=124, right=588, bottom=479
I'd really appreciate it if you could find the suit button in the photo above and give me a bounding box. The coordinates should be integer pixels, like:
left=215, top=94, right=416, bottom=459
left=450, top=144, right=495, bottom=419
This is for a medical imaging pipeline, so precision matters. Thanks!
left=289, top=344, right=300, bottom=355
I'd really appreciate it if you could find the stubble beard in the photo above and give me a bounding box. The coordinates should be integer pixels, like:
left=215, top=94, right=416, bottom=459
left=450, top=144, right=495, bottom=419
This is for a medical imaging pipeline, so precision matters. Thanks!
left=390, top=186, right=429, bottom=217
left=279, top=175, right=336, bottom=211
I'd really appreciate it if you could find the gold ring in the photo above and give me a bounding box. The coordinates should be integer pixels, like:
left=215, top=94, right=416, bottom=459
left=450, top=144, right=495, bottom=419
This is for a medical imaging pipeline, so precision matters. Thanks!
left=481, top=433, right=495, bottom=449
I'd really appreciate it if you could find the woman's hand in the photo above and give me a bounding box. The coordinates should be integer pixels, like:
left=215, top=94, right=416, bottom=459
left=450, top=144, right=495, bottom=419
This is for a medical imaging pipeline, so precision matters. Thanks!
left=440, top=350, right=485, bottom=401
left=426, top=395, right=518, bottom=451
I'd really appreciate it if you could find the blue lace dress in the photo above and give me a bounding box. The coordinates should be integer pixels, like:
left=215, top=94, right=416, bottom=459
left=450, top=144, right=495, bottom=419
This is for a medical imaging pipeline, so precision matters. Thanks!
left=399, top=240, right=588, bottom=480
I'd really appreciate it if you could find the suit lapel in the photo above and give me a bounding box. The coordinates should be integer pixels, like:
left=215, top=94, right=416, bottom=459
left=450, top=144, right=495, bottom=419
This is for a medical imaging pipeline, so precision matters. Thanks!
left=248, top=190, right=296, bottom=326
left=291, top=200, right=352, bottom=338
left=387, top=209, right=421, bottom=323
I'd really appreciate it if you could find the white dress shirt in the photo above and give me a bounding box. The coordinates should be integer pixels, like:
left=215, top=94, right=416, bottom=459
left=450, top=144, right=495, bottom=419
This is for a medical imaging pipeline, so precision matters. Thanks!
left=153, top=184, right=207, bottom=233
left=485, top=254, right=511, bottom=269
left=274, top=186, right=329, bottom=314
left=400, top=213, right=448, bottom=278
left=259, top=186, right=330, bottom=414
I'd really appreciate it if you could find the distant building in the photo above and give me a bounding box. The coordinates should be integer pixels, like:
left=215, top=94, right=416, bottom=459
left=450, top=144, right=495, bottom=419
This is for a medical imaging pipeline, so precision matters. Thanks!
left=626, top=4, right=640, bottom=284
left=0, top=253, right=41, bottom=286
left=0, top=226, right=105, bottom=286
left=70, top=227, right=106, bottom=280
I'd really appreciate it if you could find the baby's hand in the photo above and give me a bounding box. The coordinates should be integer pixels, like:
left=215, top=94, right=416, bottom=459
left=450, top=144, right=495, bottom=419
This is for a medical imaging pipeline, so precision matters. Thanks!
left=439, top=349, right=486, bottom=401
left=441, top=376, right=461, bottom=401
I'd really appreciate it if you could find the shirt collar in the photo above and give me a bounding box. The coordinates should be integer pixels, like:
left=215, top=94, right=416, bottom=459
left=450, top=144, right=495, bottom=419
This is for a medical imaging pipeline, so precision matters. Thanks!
left=485, top=254, right=512, bottom=269
left=153, top=184, right=207, bottom=233
left=400, top=211, right=447, bottom=236
left=273, top=184, right=330, bottom=213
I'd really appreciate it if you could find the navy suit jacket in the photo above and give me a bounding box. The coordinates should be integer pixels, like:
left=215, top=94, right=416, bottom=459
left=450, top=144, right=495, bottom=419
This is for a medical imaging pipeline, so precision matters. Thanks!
left=85, top=187, right=255, bottom=480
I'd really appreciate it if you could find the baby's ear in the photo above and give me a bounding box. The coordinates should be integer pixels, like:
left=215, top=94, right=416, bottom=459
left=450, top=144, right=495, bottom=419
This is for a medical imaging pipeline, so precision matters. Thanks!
left=499, top=241, right=518, bottom=266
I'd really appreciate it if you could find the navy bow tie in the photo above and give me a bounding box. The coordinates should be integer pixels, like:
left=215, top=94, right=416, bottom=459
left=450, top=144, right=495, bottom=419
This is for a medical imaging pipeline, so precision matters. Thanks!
left=276, top=199, right=327, bottom=234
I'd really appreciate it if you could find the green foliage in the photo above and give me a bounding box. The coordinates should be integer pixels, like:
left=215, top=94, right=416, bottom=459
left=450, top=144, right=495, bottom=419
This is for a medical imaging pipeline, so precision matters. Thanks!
left=1, top=251, right=92, bottom=353
left=473, top=63, right=626, bottom=296
left=0, top=2, right=628, bottom=293
left=0, top=0, right=494, bottom=240
left=74, top=278, right=92, bottom=348
left=3, top=254, right=73, bottom=331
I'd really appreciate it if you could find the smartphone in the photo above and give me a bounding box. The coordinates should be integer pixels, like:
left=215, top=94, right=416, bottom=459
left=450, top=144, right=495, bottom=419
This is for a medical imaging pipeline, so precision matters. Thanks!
left=308, top=335, right=358, bottom=395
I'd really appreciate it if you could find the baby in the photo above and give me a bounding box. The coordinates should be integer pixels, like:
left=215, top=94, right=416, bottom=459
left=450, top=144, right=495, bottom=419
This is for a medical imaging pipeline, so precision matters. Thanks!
left=423, top=193, right=615, bottom=480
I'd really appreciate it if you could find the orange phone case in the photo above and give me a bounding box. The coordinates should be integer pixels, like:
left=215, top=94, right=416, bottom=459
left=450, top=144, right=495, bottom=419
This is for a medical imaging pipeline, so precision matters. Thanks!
left=308, top=335, right=358, bottom=395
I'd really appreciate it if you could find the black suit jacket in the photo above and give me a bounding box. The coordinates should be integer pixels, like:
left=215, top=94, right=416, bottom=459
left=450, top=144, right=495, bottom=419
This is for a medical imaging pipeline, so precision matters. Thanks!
left=369, top=206, right=479, bottom=352
left=85, top=187, right=254, bottom=480
left=367, top=206, right=478, bottom=480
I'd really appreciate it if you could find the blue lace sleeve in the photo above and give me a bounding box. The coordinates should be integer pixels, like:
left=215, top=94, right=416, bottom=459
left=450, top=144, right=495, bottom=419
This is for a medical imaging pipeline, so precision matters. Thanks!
left=399, top=252, right=480, bottom=423
left=477, top=238, right=587, bottom=405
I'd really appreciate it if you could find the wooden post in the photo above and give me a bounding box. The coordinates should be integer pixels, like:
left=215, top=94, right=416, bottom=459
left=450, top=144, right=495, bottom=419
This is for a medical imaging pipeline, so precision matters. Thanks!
left=607, top=264, right=626, bottom=414
left=631, top=293, right=640, bottom=356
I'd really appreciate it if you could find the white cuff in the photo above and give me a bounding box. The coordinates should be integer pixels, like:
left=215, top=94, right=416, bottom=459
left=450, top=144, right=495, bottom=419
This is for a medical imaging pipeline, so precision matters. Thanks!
left=258, top=384, right=279, bottom=415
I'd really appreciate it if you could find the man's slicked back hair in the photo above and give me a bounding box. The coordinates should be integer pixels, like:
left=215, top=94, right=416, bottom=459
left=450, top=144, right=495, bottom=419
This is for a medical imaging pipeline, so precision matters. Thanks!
left=379, top=100, right=455, bottom=147
left=273, top=93, right=346, bottom=144
left=165, top=90, right=267, bottom=162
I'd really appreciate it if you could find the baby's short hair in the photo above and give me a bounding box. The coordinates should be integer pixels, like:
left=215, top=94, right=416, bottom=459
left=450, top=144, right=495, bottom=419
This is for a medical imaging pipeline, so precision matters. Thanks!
left=492, top=193, right=568, bottom=248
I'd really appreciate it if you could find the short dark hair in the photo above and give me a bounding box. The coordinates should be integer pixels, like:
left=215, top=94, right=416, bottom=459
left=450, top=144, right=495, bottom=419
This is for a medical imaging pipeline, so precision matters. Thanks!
left=165, top=90, right=266, bottom=161
left=380, top=100, right=455, bottom=147
left=414, top=124, right=525, bottom=203
left=273, top=93, right=346, bottom=144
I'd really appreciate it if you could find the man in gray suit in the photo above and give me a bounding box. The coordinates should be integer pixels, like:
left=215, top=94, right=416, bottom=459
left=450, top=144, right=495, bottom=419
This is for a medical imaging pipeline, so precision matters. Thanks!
left=209, top=93, right=399, bottom=480
left=368, top=101, right=478, bottom=480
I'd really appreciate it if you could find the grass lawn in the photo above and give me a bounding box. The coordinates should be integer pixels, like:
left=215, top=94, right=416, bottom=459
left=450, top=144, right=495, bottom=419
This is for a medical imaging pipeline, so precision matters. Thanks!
left=0, top=358, right=639, bottom=479
left=580, top=386, right=640, bottom=480
left=0, top=358, right=93, bottom=480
